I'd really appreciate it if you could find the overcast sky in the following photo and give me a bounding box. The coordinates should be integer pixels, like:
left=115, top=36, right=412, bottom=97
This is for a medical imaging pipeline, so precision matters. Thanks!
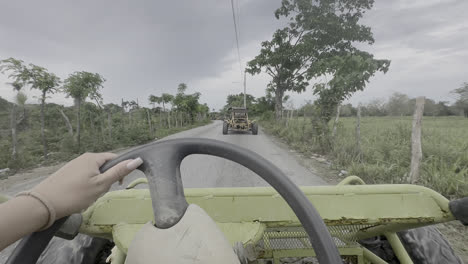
left=1, top=0, right=467, bottom=110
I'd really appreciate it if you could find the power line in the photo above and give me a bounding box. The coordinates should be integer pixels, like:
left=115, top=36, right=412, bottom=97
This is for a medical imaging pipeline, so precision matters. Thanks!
left=230, top=0, right=243, bottom=78
left=236, top=0, right=241, bottom=43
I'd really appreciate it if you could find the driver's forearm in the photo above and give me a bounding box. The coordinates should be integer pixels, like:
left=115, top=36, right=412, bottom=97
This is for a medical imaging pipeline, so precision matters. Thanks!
left=0, top=196, right=48, bottom=251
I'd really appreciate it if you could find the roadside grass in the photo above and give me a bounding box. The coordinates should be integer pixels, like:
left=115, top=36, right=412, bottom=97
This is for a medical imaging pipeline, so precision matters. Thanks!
left=0, top=120, right=211, bottom=178
left=262, top=116, right=468, bottom=199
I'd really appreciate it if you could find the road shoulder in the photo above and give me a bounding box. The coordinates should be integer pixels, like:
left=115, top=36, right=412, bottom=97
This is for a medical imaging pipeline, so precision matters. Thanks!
left=259, top=126, right=340, bottom=185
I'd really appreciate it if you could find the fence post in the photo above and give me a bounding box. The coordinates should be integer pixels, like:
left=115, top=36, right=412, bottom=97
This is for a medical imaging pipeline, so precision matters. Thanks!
left=356, top=104, right=361, bottom=161
left=146, top=108, right=153, bottom=137
left=107, top=111, right=112, bottom=139
left=332, top=104, right=341, bottom=138
left=410, top=96, right=425, bottom=184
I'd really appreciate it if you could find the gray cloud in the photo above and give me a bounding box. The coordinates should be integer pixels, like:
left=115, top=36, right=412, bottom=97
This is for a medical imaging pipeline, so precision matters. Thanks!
left=0, top=0, right=467, bottom=110
left=0, top=0, right=282, bottom=106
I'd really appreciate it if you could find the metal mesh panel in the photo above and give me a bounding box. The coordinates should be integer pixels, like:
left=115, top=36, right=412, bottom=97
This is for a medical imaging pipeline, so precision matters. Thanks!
left=276, top=255, right=358, bottom=264
left=258, top=225, right=376, bottom=250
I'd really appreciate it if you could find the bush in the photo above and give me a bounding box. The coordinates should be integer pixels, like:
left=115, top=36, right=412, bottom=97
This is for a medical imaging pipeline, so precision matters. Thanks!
left=260, top=111, right=274, bottom=121
left=0, top=101, right=212, bottom=173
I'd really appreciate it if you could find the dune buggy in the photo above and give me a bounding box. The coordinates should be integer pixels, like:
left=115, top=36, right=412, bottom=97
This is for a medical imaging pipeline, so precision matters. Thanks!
left=223, top=107, right=258, bottom=135
left=3, top=138, right=467, bottom=264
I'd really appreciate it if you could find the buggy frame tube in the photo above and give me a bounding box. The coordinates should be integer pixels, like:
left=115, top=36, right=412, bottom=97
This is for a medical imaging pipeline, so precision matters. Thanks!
left=362, top=248, right=388, bottom=264
left=337, top=176, right=366, bottom=186
left=384, top=232, right=414, bottom=264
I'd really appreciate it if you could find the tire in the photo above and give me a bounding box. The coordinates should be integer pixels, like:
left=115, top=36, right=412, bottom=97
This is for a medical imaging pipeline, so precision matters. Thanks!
left=252, top=123, right=258, bottom=135
left=223, top=122, right=228, bottom=135
left=361, top=226, right=463, bottom=264
left=36, top=234, right=113, bottom=264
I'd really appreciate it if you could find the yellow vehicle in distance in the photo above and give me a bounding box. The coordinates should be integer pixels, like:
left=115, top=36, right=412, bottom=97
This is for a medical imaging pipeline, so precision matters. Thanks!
left=223, top=107, right=258, bottom=135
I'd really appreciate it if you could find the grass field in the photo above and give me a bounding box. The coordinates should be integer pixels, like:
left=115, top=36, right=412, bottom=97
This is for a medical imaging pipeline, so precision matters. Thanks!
left=262, top=116, right=468, bottom=199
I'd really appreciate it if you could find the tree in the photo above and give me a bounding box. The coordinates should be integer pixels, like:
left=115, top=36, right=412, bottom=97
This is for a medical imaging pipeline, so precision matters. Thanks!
left=149, top=93, right=174, bottom=128
left=173, top=84, right=201, bottom=123
left=161, top=93, right=174, bottom=127
left=362, top=99, right=386, bottom=116
left=248, top=0, right=390, bottom=121
left=15, top=91, right=28, bottom=129
left=174, top=93, right=201, bottom=123
left=16, top=91, right=27, bottom=118
left=198, top=103, right=210, bottom=119
left=452, top=82, right=468, bottom=117
left=1, top=59, right=62, bottom=159
left=148, top=95, right=161, bottom=109
left=246, top=27, right=309, bottom=120
left=177, top=83, right=187, bottom=94
left=423, top=99, right=438, bottom=116
left=7, top=82, right=22, bottom=160
left=63, top=71, right=105, bottom=151
left=0, top=58, right=30, bottom=85
left=0, top=58, right=29, bottom=160
left=225, top=93, right=256, bottom=109
left=255, top=95, right=275, bottom=114
left=386, top=92, right=413, bottom=116
left=161, top=93, right=174, bottom=112
left=339, top=104, right=356, bottom=117
left=436, top=101, right=453, bottom=116
left=103, top=103, right=121, bottom=140
left=28, top=64, right=61, bottom=159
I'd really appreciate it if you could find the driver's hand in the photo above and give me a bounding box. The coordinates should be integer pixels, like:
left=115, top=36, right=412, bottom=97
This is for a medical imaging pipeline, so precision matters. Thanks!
left=31, top=152, right=143, bottom=219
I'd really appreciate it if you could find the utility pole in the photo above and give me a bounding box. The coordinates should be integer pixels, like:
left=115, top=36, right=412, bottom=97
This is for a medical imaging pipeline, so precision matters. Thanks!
left=243, top=71, right=247, bottom=108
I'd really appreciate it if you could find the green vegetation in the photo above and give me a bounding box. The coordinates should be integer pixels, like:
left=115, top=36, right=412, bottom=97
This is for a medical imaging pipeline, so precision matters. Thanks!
left=240, top=0, right=468, bottom=200
left=221, top=92, right=276, bottom=116
left=247, top=0, right=390, bottom=122
left=0, top=97, right=210, bottom=175
left=62, top=71, right=105, bottom=152
left=0, top=58, right=211, bottom=174
left=262, top=115, right=468, bottom=199
left=338, top=92, right=466, bottom=117
left=0, top=100, right=209, bottom=174
left=452, top=82, right=468, bottom=117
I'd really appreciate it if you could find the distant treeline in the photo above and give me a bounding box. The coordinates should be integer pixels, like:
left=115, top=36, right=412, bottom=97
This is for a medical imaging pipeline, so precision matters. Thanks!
left=334, top=92, right=466, bottom=117
left=222, top=91, right=468, bottom=119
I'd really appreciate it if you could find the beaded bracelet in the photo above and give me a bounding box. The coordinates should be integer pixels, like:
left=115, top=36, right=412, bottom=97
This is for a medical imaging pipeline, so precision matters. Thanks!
left=16, top=191, right=56, bottom=231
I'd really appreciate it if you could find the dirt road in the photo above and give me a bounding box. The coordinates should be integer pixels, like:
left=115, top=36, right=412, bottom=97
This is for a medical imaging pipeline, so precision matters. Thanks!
left=2, top=121, right=326, bottom=196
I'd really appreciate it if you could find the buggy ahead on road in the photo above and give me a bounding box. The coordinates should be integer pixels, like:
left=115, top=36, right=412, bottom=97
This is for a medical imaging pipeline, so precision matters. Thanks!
left=223, top=107, right=258, bottom=135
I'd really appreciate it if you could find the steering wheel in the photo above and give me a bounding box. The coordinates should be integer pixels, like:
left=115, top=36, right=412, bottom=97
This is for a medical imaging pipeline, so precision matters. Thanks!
left=7, top=138, right=342, bottom=264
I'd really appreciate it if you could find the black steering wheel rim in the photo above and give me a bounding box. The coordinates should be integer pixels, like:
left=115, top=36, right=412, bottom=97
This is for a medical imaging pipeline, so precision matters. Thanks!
left=7, top=138, right=342, bottom=264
